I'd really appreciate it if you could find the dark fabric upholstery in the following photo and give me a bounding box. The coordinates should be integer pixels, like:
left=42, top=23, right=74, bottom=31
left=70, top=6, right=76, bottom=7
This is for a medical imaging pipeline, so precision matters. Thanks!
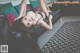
left=0, top=13, right=11, bottom=45
left=0, top=14, right=40, bottom=53
left=52, top=3, right=80, bottom=16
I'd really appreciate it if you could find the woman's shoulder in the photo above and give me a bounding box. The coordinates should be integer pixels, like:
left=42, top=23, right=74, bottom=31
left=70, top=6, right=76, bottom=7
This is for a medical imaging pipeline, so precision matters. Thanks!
left=27, top=11, right=34, bottom=14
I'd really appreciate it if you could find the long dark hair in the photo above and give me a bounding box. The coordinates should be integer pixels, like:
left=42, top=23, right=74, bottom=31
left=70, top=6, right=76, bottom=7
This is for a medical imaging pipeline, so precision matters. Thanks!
left=13, top=17, right=40, bottom=40
left=13, top=17, right=40, bottom=53
left=13, top=17, right=36, bottom=34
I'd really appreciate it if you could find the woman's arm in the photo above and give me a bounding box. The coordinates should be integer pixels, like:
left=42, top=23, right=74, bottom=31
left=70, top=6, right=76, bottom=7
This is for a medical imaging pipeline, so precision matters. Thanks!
left=19, top=0, right=26, bottom=17
left=40, top=15, right=53, bottom=30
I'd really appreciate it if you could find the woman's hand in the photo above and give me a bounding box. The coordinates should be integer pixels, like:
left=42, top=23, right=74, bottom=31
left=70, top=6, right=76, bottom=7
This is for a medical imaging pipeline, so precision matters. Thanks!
left=40, top=14, right=53, bottom=30
left=49, top=15, right=53, bottom=20
left=48, top=14, right=53, bottom=20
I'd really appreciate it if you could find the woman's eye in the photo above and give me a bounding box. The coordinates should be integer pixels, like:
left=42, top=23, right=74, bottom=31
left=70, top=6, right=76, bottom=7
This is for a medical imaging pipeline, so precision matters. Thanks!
left=24, top=18, right=27, bottom=20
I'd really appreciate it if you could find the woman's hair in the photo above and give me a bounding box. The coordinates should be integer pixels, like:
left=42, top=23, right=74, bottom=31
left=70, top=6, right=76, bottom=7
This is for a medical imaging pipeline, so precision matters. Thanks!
left=13, top=17, right=39, bottom=40
left=13, top=17, right=35, bottom=34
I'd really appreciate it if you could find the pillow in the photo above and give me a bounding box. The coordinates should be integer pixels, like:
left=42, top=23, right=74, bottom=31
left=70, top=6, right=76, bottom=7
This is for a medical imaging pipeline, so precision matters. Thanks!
left=30, top=1, right=40, bottom=12
left=3, top=7, right=18, bottom=17
left=0, top=2, right=13, bottom=12
left=6, top=12, right=16, bottom=28
left=14, top=4, right=32, bottom=14
left=3, top=7, right=18, bottom=28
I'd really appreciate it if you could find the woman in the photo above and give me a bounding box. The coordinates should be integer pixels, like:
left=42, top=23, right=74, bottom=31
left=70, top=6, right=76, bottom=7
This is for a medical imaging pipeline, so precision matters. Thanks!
left=13, top=0, right=53, bottom=53
left=13, top=0, right=53, bottom=32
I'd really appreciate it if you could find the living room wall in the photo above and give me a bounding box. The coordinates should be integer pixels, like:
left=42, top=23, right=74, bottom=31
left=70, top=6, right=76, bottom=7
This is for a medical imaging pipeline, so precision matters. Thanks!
left=0, top=0, right=54, bottom=6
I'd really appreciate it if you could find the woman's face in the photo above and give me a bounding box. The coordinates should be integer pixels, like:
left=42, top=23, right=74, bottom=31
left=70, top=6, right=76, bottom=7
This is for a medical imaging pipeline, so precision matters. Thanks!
left=22, top=16, right=36, bottom=27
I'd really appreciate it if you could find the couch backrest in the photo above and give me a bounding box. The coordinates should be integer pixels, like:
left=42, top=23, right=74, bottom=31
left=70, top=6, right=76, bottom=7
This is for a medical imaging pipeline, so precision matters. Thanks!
left=0, top=13, right=11, bottom=44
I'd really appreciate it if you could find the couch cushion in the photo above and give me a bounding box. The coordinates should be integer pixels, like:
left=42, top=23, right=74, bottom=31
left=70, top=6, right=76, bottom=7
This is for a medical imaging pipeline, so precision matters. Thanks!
left=6, top=12, right=16, bottom=28
left=2, top=7, right=18, bottom=28
left=30, top=0, right=40, bottom=12
left=0, top=2, right=13, bottom=12
left=14, top=4, right=32, bottom=14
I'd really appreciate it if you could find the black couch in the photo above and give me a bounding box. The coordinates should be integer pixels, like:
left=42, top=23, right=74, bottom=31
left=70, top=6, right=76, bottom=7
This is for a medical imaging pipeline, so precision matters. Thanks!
left=0, top=3, right=61, bottom=53
left=0, top=13, right=40, bottom=53
left=52, top=3, right=80, bottom=16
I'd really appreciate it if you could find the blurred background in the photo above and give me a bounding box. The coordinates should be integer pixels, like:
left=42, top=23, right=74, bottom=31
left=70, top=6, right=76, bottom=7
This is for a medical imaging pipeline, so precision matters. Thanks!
left=0, top=0, right=54, bottom=6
